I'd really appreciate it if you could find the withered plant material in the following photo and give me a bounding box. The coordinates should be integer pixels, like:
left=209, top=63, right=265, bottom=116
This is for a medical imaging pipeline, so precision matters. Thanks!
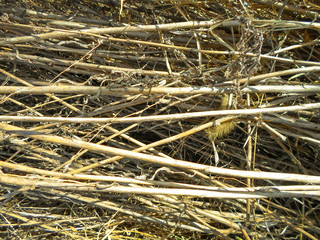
left=0, top=0, right=319, bottom=239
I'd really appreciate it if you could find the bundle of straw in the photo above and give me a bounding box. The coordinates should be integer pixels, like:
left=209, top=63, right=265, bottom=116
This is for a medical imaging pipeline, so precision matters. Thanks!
left=0, top=0, right=319, bottom=239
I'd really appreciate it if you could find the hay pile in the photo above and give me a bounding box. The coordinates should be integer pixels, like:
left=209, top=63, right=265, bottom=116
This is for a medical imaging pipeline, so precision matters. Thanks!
left=0, top=0, right=320, bottom=239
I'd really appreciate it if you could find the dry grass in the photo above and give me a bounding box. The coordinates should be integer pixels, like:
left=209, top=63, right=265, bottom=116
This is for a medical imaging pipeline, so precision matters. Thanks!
left=0, top=0, right=320, bottom=239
